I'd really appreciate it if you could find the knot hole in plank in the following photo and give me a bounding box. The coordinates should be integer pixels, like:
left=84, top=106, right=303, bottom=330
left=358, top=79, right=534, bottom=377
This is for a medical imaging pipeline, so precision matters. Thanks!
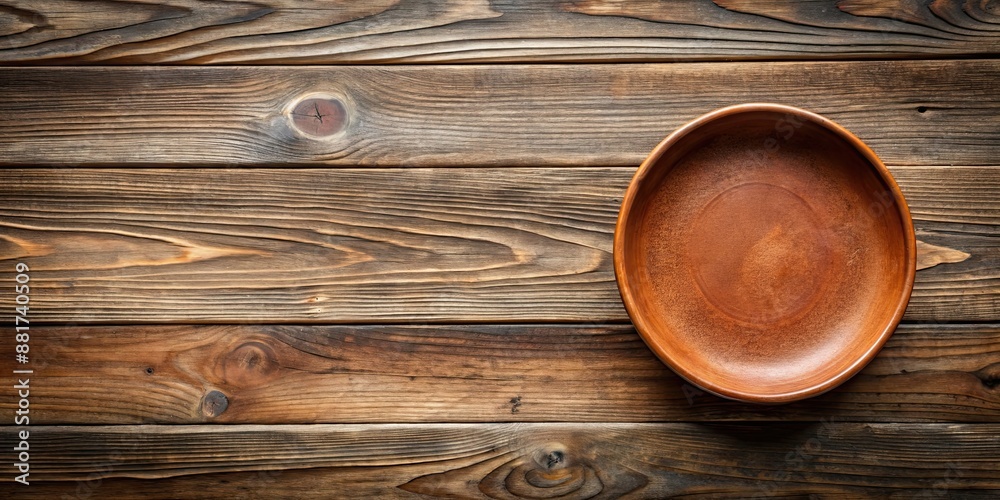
left=201, top=390, right=229, bottom=418
left=401, top=441, right=648, bottom=497
left=976, top=362, right=1000, bottom=390
left=491, top=443, right=600, bottom=498
left=288, top=94, right=349, bottom=139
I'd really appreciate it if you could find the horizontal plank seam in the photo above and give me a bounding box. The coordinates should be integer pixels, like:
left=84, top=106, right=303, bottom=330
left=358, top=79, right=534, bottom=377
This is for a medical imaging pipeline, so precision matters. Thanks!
left=16, top=319, right=1000, bottom=327
left=2, top=53, right=1000, bottom=67
left=5, top=422, right=1000, bottom=429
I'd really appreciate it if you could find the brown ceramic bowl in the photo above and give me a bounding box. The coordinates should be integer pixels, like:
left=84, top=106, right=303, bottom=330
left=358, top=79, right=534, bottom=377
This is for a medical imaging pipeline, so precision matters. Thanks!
left=614, top=103, right=916, bottom=403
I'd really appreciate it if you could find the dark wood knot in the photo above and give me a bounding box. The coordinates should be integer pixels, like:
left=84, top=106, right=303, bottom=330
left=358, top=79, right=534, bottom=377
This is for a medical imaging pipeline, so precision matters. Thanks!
left=289, top=95, right=347, bottom=138
left=400, top=441, right=648, bottom=498
left=976, top=362, right=1000, bottom=389
left=201, top=390, right=229, bottom=418
left=491, top=445, right=601, bottom=499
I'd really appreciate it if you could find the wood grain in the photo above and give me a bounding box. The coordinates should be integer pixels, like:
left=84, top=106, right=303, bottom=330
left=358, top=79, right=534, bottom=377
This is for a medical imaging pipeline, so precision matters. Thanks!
left=0, top=61, right=998, bottom=167
left=917, top=240, right=971, bottom=270
left=892, top=166, right=1000, bottom=323
left=1, top=167, right=996, bottom=324
left=3, top=423, right=997, bottom=497
left=1, top=323, right=997, bottom=424
left=1, top=4, right=995, bottom=498
left=0, top=0, right=998, bottom=64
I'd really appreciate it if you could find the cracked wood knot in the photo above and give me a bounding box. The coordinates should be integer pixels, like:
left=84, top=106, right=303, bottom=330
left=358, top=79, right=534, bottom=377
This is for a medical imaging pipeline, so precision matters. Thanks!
left=289, top=96, right=347, bottom=138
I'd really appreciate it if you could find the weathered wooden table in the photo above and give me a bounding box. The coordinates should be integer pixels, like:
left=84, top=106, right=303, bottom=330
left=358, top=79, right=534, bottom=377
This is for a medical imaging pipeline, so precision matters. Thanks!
left=1, top=1, right=999, bottom=498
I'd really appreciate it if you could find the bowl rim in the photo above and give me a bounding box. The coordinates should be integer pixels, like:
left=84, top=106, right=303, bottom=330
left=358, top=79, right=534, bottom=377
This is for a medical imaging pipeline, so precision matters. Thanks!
left=612, top=103, right=917, bottom=404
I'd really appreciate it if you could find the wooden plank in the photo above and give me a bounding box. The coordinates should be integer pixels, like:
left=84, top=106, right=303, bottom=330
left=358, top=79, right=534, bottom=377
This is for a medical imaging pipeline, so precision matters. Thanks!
left=0, top=1, right=998, bottom=64
left=0, top=61, right=998, bottom=167
left=1, top=167, right=996, bottom=324
left=894, top=166, right=1000, bottom=322
left=1, top=323, right=997, bottom=424
left=3, top=423, right=997, bottom=497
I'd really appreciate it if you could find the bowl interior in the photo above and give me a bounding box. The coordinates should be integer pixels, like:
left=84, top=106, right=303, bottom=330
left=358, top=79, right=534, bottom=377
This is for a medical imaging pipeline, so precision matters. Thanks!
left=615, top=105, right=915, bottom=402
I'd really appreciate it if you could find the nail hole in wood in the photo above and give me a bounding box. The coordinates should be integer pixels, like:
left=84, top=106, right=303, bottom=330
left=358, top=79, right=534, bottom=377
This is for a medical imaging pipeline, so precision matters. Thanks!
left=916, top=106, right=928, bottom=113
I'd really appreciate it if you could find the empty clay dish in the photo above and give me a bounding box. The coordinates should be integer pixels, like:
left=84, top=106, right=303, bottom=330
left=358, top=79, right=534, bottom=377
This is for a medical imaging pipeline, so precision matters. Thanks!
left=614, top=103, right=916, bottom=403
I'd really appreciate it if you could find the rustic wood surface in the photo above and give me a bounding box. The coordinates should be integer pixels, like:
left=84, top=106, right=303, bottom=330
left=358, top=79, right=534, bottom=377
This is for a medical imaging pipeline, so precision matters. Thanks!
left=0, top=0, right=998, bottom=64
left=2, top=2, right=999, bottom=497
left=0, top=61, right=998, bottom=167
left=0, top=167, right=995, bottom=323
left=0, top=324, right=997, bottom=424
left=3, top=423, right=997, bottom=498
